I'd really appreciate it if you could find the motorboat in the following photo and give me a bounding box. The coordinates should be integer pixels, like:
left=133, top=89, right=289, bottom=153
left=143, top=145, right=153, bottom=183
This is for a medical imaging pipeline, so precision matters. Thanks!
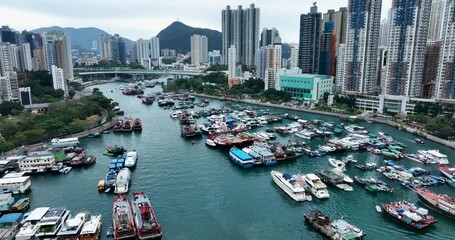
left=79, top=214, right=102, bottom=240
left=131, top=192, right=163, bottom=239
left=331, top=168, right=353, bottom=183
left=56, top=211, right=88, bottom=240
left=417, top=150, right=449, bottom=164
left=60, top=166, right=72, bottom=174
left=303, top=174, right=330, bottom=199
left=271, top=171, right=312, bottom=202
left=328, top=158, right=346, bottom=171
left=125, top=151, right=138, bottom=168
left=205, top=139, right=217, bottom=147
left=113, top=195, right=136, bottom=239
left=114, top=168, right=132, bottom=194
left=344, top=125, right=368, bottom=134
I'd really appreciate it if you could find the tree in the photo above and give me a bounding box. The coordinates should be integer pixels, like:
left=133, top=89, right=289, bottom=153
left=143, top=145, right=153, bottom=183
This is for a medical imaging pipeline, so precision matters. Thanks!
left=206, top=64, right=228, bottom=72
left=323, top=92, right=330, bottom=103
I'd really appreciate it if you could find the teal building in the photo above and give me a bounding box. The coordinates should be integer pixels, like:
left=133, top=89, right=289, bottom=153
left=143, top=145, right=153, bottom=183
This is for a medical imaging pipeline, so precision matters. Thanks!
left=277, top=68, right=333, bottom=101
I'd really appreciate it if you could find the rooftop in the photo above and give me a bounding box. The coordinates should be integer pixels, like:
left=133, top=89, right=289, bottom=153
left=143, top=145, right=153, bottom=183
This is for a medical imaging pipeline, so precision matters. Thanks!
left=26, top=207, right=50, bottom=221
left=0, top=176, right=30, bottom=184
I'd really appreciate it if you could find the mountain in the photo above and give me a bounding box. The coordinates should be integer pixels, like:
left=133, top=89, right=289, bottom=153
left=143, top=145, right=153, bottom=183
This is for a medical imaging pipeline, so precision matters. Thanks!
left=157, top=21, right=221, bottom=53
left=31, top=26, right=132, bottom=51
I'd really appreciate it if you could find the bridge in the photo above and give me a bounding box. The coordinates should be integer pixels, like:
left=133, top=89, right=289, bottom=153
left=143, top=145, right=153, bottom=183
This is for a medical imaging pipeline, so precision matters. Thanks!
left=75, top=67, right=206, bottom=77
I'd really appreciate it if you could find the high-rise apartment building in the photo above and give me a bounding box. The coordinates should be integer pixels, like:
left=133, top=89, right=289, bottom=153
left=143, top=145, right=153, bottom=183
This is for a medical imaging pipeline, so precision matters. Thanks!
left=338, top=0, right=382, bottom=94
left=298, top=3, right=321, bottom=74
left=51, top=65, right=68, bottom=95
left=0, top=76, right=12, bottom=103
left=289, top=46, right=299, bottom=69
left=150, top=37, right=160, bottom=67
left=263, top=45, right=282, bottom=90
left=228, top=45, right=237, bottom=80
left=130, top=41, right=138, bottom=63
left=208, top=50, right=221, bottom=66
left=422, top=41, right=442, bottom=98
left=222, top=4, right=260, bottom=67
left=190, top=34, right=208, bottom=65
left=19, top=43, right=33, bottom=72
left=260, top=28, right=281, bottom=47
left=379, top=19, right=389, bottom=46
left=320, top=22, right=336, bottom=76
left=43, top=31, right=74, bottom=80
left=100, top=34, right=127, bottom=64
left=0, top=43, right=14, bottom=76
left=136, top=37, right=160, bottom=68
left=428, top=0, right=447, bottom=40
left=322, top=7, right=348, bottom=53
left=383, top=0, right=431, bottom=97
left=435, top=0, right=455, bottom=99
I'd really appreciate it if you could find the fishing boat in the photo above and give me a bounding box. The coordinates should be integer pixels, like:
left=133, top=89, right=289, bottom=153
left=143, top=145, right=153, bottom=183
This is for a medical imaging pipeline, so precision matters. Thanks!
left=271, top=171, right=312, bottom=202
left=133, top=118, right=143, bottom=131
left=113, top=195, right=136, bottom=239
left=124, top=151, right=138, bottom=168
left=57, top=211, right=88, bottom=240
left=304, top=210, right=366, bottom=240
left=382, top=201, right=437, bottom=229
left=414, top=186, right=455, bottom=219
left=141, top=95, right=155, bottom=105
left=303, top=174, right=330, bottom=199
left=355, top=176, right=394, bottom=193
left=205, top=139, right=217, bottom=147
left=229, top=147, right=254, bottom=168
left=122, top=118, right=134, bottom=132
left=0, top=193, right=15, bottom=212
left=438, top=165, right=455, bottom=180
left=131, top=192, right=163, bottom=239
left=9, top=197, right=30, bottom=212
left=114, top=168, right=132, bottom=194
left=15, top=207, right=50, bottom=240
left=180, top=124, right=203, bottom=138
left=316, top=170, right=353, bottom=192
left=79, top=214, right=102, bottom=240
left=106, top=145, right=127, bottom=156
left=328, top=158, right=346, bottom=171
left=344, top=125, right=368, bottom=134
left=355, top=163, right=377, bottom=170
left=83, top=155, right=97, bottom=165
left=113, top=120, right=123, bottom=132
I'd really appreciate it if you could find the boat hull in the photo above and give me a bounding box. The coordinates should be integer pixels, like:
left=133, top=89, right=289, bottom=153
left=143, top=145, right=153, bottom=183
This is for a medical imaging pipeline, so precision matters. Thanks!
left=229, top=151, right=253, bottom=169
left=416, top=192, right=455, bottom=219
left=271, top=172, right=309, bottom=202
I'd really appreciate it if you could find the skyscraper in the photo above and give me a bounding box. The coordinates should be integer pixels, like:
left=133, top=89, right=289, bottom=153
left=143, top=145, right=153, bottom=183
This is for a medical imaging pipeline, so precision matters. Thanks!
left=422, top=41, right=442, bottom=98
left=150, top=37, right=160, bottom=67
left=130, top=41, right=138, bottom=63
left=289, top=46, right=299, bottom=69
left=298, top=3, right=322, bottom=74
left=435, top=0, right=455, bottom=99
left=221, top=4, right=260, bottom=67
left=320, top=21, right=336, bottom=76
left=338, top=0, right=382, bottom=94
left=100, top=34, right=126, bottom=64
left=0, top=43, right=14, bottom=76
left=228, top=45, right=237, bottom=80
left=43, top=31, right=74, bottom=80
left=208, top=50, right=221, bottom=66
left=190, top=34, right=208, bottom=65
left=428, top=0, right=447, bottom=40
left=19, top=43, right=33, bottom=72
left=137, top=38, right=161, bottom=69
left=383, top=0, right=431, bottom=97
left=0, top=76, right=12, bottom=103
left=322, top=7, right=348, bottom=53
left=51, top=65, right=68, bottom=95
left=379, top=19, right=389, bottom=46
left=264, top=45, right=282, bottom=90
left=260, top=28, right=281, bottom=47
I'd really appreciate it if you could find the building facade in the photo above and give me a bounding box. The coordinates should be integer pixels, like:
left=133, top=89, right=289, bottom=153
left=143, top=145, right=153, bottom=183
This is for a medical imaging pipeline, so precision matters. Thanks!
left=436, top=0, right=455, bottom=99
left=383, top=0, right=432, bottom=97
left=379, top=19, right=389, bottom=46
left=263, top=45, right=281, bottom=90
left=100, top=34, right=127, bottom=64
left=298, top=3, right=321, bottom=74
left=19, top=87, right=32, bottom=106
left=190, top=34, right=208, bottom=65
left=228, top=45, right=237, bottom=80
left=51, top=65, right=68, bottom=96
left=422, top=41, right=442, bottom=98
left=277, top=68, right=333, bottom=101
left=208, top=50, right=221, bottom=66
left=428, top=0, right=447, bottom=40
left=0, top=76, right=12, bottom=103
left=221, top=4, right=260, bottom=67
left=338, top=0, right=382, bottom=94
left=137, top=38, right=160, bottom=69
left=322, top=7, right=348, bottom=53
left=43, top=31, right=74, bottom=80
left=319, top=21, right=336, bottom=76
left=260, top=28, right=281, bottom=47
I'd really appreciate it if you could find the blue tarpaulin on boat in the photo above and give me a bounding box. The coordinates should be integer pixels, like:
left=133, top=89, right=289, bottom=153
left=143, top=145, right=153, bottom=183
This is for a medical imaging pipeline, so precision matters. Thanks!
left=0, top=213, right=23, bottom=225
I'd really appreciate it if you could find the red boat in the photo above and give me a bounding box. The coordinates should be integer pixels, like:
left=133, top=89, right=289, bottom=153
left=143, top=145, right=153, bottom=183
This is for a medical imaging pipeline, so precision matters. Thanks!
left=122, top=118, right=133, bottom=132
left=210, top=133, right=257, bottom=149
left=437, top=165, right=455, bottom=180
left=131, top=192, right=162, bottom=239
left=382, top=201, right=437, bottom=229
left=414, top=186, right=455, bottom=219
left=113, top=120, right=123, bottom=132
left=133, top=118, right=142, bottom=131
left=113, top=195, right=136, bottom=239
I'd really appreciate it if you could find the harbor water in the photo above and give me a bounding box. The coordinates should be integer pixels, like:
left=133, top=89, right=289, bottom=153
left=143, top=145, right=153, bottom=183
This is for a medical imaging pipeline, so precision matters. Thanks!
left=28, top=81, right=453, bottom=240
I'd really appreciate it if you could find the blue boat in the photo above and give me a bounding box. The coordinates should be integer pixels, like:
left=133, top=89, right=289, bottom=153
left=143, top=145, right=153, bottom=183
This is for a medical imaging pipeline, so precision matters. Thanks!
left=248, top=145, right=277, bottom=166
left=0, top=193, right=15, bottom=212
left=229, top=147, right=254, bottom=168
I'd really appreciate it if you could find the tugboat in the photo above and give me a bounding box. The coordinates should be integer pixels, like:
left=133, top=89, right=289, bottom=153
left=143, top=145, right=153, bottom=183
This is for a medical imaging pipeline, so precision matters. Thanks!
left=113, top=195, right=136, bottom=239
left=382, top=201, right=437, bottom=229
left=131, top=192, right=163, bottom=239
left=133, top=118, right=143, bottom=131
left=414, top=186, right=455, bottom=219
left=304, top=210, right=366, bottom=240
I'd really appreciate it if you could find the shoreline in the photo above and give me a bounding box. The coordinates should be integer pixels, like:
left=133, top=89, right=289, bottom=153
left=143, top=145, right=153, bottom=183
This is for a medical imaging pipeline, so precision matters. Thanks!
left=190, top=92, right=455, bottom=149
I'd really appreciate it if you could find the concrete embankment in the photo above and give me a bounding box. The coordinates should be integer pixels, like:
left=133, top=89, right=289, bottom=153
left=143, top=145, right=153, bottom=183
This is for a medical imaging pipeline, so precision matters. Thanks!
left=190, top=92, right=455, bottom=149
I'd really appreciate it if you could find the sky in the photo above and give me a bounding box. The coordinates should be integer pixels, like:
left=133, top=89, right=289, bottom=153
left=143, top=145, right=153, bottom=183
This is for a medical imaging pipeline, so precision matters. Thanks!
left=0, top=0, right=392, bottom=43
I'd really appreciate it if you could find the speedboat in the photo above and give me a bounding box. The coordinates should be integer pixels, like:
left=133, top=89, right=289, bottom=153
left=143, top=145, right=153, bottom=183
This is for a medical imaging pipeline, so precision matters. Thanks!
left=56, top=211, right=88, bottom=239
left=328, top=158, right=346, bottom=171
left=303, top=174, right=330, bottom=199
left=205, top=139, right=217, bottom=147
left=331, top=168, right=353, bottom=183
left=131, top=192, right=163, bottom=239
left=115, top=168, right=132, bottom=194
left=271, top=171, right=312, bottom=202
left=125, top=151, right=138, bottom=168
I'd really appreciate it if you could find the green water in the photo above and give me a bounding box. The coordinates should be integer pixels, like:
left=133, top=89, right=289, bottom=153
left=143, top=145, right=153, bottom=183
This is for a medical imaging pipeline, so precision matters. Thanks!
left=27, top=82, right=454, bottom=239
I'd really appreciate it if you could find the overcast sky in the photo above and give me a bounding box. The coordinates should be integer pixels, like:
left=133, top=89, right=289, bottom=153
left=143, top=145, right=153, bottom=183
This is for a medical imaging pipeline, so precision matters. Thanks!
left=0, top=0, right=392, bottom=43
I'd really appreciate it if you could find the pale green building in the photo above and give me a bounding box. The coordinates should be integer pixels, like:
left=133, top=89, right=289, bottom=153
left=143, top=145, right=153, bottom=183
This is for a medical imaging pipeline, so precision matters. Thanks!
left=277, top=68, right=333, bottom=101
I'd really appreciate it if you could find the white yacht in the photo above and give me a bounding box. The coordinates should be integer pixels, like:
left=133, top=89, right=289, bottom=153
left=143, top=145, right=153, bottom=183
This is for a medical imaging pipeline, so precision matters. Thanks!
left=114, top=168, right=132, bottom=194
left=271, top=171, right=312, bottom=202
left=36, top=207, right=70, bottom=237
left=328, top=158, right=346, bottom=171
left=56, top=211, right=88, bottom=239
left=295, top=129, right=314, bottom=140
left=15, top=207, right=50, bottom=240
left=344, top=125, right=368, bottom=134
left=170, top=110, right=182, bottom=118
left=124, top=151, right=138, bottom=168
left=417, top=150, right=449, bottom=165
left=303, top=174, right=330, bottom=199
